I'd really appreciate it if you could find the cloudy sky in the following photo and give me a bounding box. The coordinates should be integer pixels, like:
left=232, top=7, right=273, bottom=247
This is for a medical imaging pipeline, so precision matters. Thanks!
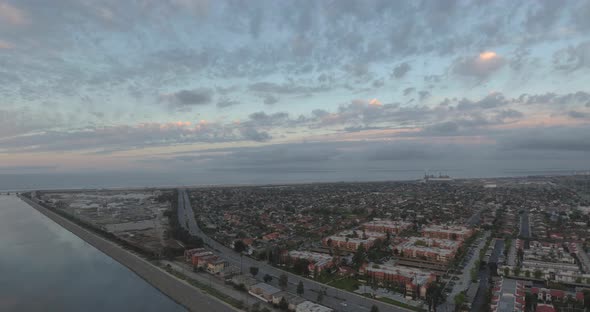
left=1, top=0, right=589, bottom=178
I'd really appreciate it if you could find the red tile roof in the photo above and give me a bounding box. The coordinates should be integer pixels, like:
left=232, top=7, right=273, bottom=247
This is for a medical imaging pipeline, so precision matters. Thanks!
left=535, top=304, right=556, bottom=312
left=550, top=290, right=565, bottom=298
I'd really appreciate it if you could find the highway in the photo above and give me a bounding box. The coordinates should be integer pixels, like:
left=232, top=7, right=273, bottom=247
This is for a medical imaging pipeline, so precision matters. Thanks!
left=21, top=195, right=237, bottom=312
left=178, top=189, right=412, bottom=312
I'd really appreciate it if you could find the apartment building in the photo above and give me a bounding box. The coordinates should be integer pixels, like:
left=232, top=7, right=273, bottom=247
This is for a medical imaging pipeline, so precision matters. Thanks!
left=421, top=224, right=473, bottom=241
left=362, top=219, right=412, bottom=234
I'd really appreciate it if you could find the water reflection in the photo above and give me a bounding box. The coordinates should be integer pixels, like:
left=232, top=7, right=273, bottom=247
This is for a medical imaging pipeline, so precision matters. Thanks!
left=0, top=195, right=186, bottom=312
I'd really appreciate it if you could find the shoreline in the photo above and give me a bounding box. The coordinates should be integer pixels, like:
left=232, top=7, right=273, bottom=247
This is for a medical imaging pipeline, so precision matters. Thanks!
left=18, top=195, right=238, bottom=312
left=3, top=171, right=587, bottom=193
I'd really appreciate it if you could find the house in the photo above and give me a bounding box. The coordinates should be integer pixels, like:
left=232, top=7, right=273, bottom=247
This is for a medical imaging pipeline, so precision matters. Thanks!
left=249, top=283, right=281, bottom=302
left=295, top=301, right=333, bottom=312
left=184, top=248, right=207, bottom=262
left=206, top=259, right=227, bottom=274
left=191, top=251, right=214, bottom=266
left=271, top=291, right=306, bottom=311
left=231, top=274, right=258, bottom=288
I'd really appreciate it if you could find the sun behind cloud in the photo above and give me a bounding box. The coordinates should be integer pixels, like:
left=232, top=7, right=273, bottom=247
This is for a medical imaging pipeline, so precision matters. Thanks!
left=479, top=51, right=498, bottom=61
left=369, top=98, right=382, bottom=106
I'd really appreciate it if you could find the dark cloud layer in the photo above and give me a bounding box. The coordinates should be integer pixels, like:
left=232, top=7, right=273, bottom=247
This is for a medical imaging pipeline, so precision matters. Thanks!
left=163, top=88, right=213, bottom=109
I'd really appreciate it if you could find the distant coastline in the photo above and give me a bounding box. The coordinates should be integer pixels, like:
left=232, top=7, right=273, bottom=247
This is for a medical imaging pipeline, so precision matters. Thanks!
left=2, top=170, right=588, bottom=193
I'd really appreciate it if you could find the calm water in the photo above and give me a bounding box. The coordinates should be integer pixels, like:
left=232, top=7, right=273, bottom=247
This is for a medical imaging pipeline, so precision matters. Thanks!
left=0, top=195, right=186, bottom=312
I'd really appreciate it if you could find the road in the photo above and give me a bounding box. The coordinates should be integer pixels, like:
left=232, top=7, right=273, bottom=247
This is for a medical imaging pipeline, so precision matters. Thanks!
left=178, top=189, right=411, bottom=312
left=488, top=239, right=504, bottom=264
left=575, top=243, right=590, bottom=273
left=162, top=260, right=281, bottom=311
left=21, top=195, right=237, bottom=312
left=466, top=206, right=485, bottom=227
left=519, top=211, right=530, bottom=239
left=469, top=264, right=490, bottom=312
left=438, top=231, right=490, bottom=312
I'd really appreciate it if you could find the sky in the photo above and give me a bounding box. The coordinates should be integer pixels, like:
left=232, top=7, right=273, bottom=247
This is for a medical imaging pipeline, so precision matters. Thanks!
left=1, top=0, right=589, bottom=179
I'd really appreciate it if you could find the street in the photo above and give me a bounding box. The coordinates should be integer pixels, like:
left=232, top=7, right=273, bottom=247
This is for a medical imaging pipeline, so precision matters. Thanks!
left=519, top=211, right=530, bottom=239
left=438, top=231, right=490, bottom=312
left=177, top=189, right=411, bottom=312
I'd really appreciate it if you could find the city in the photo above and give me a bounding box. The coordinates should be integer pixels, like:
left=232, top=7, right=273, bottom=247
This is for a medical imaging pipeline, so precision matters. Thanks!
left=20, top=174, right=590, bottom=312
left=2, top=2, right=590, bottom=311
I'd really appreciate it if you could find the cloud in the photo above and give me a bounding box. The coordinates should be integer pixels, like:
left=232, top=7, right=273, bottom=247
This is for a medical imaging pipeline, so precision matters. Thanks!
left=248, top=111, right=289, bottom=126
left=216, top=97, right=239, bottom=108
left=552, top=41, right=590, bottom=71
left=263, top=95, right=279, bottom=105
left=372, top=79, right=384, bottom=88
left=239, top=127, right=272, bottom=142
left=369, top=145, right=434, bottom=161
left=452, top=51, right=506, bottom=79
left=567, top=110, right=589, bottom=119
left=523, top=1, right=565, bottom=33
left=392, top=62, right=411, bottom=79
left=499, top=126, right=590, bottom=152
left=418, top=90, right=431, bottom=101
left=162, top=88, right=213, bottom=109
left=0, top=39, right=13, bottom=49
left=248, top=81, right=329, bottom=95
left=0, top=120, right=272, bottom=153
left=344, top=63, right=371, bottom=78
left=456, top=92, right=510, bottom=110
left=0, top=2, right=29, bottom=26
left=403, top=87, right=415, bottom=96
left=495, top=109, right=524, bottom=121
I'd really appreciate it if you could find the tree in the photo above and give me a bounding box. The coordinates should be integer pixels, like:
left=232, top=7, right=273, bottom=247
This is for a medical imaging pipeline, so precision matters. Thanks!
left=534, top=270, right=543, bottom=279
left=250, top=266, right=259, bottom=277
left=263, top=274, right=273, bottom=283
left=426, top=283, right=444, bottom=312
left=293, top=258, right=311, bottom=276
left=353, top=243, right=366, bottom=268
left=454, top=293, right=466, bottom=311
left=503, top=267, right=510, bottom=276
left=279, top=273, right=288, bottom=290
left=513, top=267, right=520, bottom=276
left=279, top=297, right=288, bottom=311
left=370, top=305, right=379, bottom=312
left=297, top=281, right=304, bottom=296
left=234, top=240, right=247, bottom=253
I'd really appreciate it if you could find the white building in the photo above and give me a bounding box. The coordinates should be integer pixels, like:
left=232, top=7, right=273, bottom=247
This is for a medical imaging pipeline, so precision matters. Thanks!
left=295, top=300, right=333, bottom=312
